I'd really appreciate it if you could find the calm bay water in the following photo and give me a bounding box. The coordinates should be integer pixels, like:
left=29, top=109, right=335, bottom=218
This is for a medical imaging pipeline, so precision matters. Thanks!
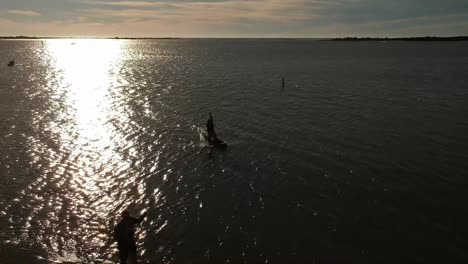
left=0, top=39, right=468, bottom=263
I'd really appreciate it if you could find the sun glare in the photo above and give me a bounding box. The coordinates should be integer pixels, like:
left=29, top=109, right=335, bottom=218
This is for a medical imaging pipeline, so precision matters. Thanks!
left=38, top=38, right=137, bottom=261
left=46, top=39, right=122, bottom=137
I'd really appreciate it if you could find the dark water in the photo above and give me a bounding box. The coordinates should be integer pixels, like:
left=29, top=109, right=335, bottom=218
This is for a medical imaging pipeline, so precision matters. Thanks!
left=1, top=39, right=468, bottom=263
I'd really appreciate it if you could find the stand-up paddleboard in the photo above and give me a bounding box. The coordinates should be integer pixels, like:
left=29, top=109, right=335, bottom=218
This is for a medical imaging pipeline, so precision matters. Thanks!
left=204, top=135, right=227, bottom=149
left=93, top=259, right=114, bottom=264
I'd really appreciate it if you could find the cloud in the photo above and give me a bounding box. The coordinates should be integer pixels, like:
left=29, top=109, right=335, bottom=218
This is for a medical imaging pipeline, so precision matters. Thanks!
left=7, top=10, right=42, bottom=17
left=88, top=1, right=176, bottom=7
left=307, top=0, right=468, bottom=24
left=83, top=0, right=315, bottom=23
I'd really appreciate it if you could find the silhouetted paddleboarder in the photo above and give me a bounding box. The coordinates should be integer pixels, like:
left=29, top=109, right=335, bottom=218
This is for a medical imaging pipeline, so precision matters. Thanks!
left=206, top=112, right=217, bottom=141
left=204, top=112, right=227, bottom=149
left=114, top=210, right=148, bottom=264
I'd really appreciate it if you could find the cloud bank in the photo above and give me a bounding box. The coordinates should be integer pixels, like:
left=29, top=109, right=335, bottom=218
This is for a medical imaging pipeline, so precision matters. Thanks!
left=7, top=10, right=41, bottom=17
left=0, top=0, right=468, bottom=37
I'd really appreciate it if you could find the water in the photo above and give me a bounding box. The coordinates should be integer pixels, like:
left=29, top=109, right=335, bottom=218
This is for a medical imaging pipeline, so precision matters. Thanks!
left=1, top=39, right=468, bottom=263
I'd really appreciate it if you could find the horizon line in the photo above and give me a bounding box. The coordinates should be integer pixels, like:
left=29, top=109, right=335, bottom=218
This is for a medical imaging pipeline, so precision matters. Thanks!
left=1, top=35, right=468, bottom=40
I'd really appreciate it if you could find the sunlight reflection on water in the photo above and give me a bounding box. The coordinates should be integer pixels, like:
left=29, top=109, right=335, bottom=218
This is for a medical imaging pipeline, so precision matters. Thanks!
left=15, top=39, right=155, bottom=262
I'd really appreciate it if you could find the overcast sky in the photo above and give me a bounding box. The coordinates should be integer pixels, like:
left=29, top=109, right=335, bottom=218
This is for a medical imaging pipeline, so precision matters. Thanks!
left=1, top=0, right=468, bottom=37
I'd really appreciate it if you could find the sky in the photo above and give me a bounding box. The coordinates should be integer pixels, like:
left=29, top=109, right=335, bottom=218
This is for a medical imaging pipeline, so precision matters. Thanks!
left=1, top=0, right=468, bottom=37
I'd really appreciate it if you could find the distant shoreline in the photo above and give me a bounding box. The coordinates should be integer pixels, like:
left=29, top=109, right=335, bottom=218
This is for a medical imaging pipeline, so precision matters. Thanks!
left=1, top=36, right=468, bottom=41
left=330, top=36, right=468, bottom=41
left=0, top=36, right=181, bottom=40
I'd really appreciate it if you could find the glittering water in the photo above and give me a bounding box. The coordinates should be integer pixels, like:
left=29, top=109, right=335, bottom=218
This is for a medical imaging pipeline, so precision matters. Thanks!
left=1, top=39, right=468, bottom=263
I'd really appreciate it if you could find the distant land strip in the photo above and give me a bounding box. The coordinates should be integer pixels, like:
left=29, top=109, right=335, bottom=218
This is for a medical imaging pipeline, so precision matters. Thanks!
left=1, top=36, right=468, bottom=41
left=0, top=36, right=180, bottom=40
left=330, top=36, right=468, bottom=41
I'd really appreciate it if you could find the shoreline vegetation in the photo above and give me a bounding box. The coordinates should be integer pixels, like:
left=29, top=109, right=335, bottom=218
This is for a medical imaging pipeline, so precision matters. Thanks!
left=0, top=36, right=467, bottom=41
left=330, top=36, right=468, bottom=41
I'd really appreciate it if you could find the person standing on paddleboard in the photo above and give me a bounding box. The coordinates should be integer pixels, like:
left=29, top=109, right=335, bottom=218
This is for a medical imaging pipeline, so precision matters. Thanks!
left=114, top=210, right=148, bottom=264
left=206, top=112, right=217, bottom=141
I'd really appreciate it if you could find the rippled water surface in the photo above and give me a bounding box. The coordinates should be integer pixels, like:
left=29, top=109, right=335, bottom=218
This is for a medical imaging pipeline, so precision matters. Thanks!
left=1, top=39, right=468, bottom=263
